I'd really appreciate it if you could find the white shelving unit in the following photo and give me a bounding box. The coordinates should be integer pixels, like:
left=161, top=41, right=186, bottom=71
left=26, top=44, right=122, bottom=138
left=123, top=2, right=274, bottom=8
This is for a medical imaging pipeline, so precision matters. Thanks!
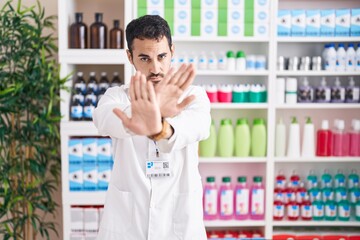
left=59, top=0, right=360, bottom=239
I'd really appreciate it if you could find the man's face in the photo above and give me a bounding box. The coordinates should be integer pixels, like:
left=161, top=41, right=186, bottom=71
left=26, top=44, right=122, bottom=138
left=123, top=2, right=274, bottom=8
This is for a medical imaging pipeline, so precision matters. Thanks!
left=127, top=36, right=174, bottom=85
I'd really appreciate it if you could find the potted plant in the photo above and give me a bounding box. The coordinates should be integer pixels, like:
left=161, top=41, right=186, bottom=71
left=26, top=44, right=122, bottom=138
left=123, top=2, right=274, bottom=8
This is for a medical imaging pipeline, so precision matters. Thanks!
left=0, top=1, right=68, bottom=239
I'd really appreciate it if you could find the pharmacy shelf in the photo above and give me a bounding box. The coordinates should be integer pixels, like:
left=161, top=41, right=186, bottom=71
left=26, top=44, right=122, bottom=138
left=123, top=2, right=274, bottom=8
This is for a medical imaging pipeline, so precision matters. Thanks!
left=204, top=220, right=266, bottom=228
left=274, top=157, right=360, bottom=163
left=197, top=70, right=269, bottom=76
left=63, top=192, right=106, bottom=205
left=211, top=103, right=268, bottom=109
left=272, top=220, right=360, bottom=227
left=276, top=104, right=360, bottom=109
left=200, top=157, right=267, bottom=163
left=61, top=121, right=99, bottom=136
left=276, top=71, right=360, bottom=76
left=276, top=37, right=360, bottom=43
left=173, top=36, right=270, bottom=43
left=59, top=49, right=128, bottom=64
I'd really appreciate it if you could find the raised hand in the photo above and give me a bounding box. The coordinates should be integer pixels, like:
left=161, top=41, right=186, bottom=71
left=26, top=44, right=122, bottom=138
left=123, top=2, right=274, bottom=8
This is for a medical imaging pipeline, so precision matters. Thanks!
left=154, top=63, right=196, bottom=118
left=113, top=71, right=162, bottom=136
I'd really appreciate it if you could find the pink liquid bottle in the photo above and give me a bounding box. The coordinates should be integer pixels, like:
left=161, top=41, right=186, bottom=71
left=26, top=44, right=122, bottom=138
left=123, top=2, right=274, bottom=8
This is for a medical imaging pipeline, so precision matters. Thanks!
left=287, top=194, right=300, bottom=221
left=300, top=193, right=312, bottom=221
left=284, top=182, right=295, bottom=205
left=203, top=176, right=218, bottom=220
left=273, top=194, right=285, bottom=221
left=276, top=170, right=286, bottom=189
left=296, top=182, right=307, bottom=204
left=316, top=120, right=333, bottom=156
left=274, top=181, right=285, bottom=203
left=349, top=119, right=360, bottom=156
left=290, top=170, right=300, bottom=188
left=234, top=176, right=250, bottom=220
left=332, top=119, right=349, bottom=156
left=250, top=176, right=265, bottom=220
left=219, top=176, right=234, bottom=220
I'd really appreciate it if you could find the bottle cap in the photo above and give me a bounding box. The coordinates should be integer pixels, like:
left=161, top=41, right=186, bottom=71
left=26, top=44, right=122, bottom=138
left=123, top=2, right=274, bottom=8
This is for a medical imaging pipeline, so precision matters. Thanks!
left=352, top=119, right=360, bottom=131
left=334, top=77, right=341, bottom=87
left=321, top=77, right=327, bottom=87
left=338, top=43, right=345, bottom=48
left=348, top=77, right=355, bottom=86
left=285, top=78, right=297, bottom=91
left=302, top=77, right=309, bottom=86
left=253, top=118, right=265, bottom=125
left=114, top=19, right=120, bottom=27
left=236, top=118, right=248, bottom=125
left=226, top=51, right=235, bottom=58
left=337, top=120, right=345, bottom=130
left=238, top=176, right=247, bottom=182
left=221, top=118, right=232, bottom=125
left=236, top=51, right=246, bottom=58
left=222, top=176, right=231, bottom=183
left=77, top=72, right=84, bottom=77
left=75, top=12, right=83, bottom=21
left=207, top=176, right=215, bottom=182
left=113, top=72, right=119, bottom=76
left=253, top=176, right=262, bottom=182
left=90, top=72, right=96, bottom=76
left=306, top=117, right=312, bottom=124
left=321, top=120, right=329, bottom=130
left=101, top=72, right=107, bottom=76
left=291, top=116, right=298, bottom=124
left=348, top=43, right=354, bottom=48
left=95, top=13, right=103, bottom=22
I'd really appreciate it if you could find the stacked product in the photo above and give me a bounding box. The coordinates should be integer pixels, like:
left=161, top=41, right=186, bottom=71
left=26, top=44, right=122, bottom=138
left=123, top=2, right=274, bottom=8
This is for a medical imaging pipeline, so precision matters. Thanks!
left=207, top=230, right=265, bottom=240
left=70, top=205, right=104, bottom=240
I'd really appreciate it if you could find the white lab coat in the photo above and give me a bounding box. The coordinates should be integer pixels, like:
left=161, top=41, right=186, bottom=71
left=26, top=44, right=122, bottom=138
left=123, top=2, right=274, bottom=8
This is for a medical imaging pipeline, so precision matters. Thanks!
left=93, top=84, right=211, bottom=240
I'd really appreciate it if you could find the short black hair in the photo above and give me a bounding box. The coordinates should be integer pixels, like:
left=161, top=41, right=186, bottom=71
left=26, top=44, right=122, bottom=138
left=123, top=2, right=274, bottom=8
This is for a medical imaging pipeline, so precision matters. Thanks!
left=125, top=15, right=172, bottom=55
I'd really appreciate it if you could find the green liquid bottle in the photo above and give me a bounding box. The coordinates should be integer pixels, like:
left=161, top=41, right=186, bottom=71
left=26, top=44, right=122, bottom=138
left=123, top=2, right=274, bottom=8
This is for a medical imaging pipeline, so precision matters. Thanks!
left=322, top=182, right=334, bottom=202
left=335, top=169, right=346, bottom=188
left=234, top=118, right=251, bottom=157
left=217, top=118, right=234, bottom=157
left=312, top=194, right=324, bottom=221
left=321, top=169, right=333, bottom=189
left=348, top=169, right=359, bottom=189
left=335, top=182, right=347, bottom=203
left=306, top=169, right=318, bottom=190
left=338, top=193, right=351, bottom=221
left=324, top=196, right=337, bottom=221
left=349, top=182, right=360, bottom=217
left=251, top=118, right=267, bottom=157
left=355, top=196, right=360, bottom=221
left=199, top=120, right=217, bottom=157
left=309, top=182, right=320, bottom=203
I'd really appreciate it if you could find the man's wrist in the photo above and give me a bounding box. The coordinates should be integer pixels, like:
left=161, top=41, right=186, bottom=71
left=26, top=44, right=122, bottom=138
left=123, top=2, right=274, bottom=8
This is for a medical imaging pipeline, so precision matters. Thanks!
left=148, top=119, right=172, bottom=141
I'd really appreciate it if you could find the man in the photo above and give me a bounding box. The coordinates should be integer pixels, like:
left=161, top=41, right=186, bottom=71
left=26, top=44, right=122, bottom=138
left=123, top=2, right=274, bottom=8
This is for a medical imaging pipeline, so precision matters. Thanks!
left=93, top=15, right=211, bottom=240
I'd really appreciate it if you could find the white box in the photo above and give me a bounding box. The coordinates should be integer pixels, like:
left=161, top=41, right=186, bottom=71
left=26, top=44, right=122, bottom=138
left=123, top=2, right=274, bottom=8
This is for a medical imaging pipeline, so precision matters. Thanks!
left=255, top=7, right=270, bottom=23
left=69, top=139, right=83, bottom=164
left=254, top=0, right=270, bottom=10
left=82, top=138, right=97, bottom=164
left=84, top=207, right=99, bottom=233
left=228, top=22, right=244, bottom=37
left=97, top=138, right=112, bottom=163
left=174, top=8, right=191, bottom=37
left=254, top=22, right=269, bottom=37
left=291, top=10, right=306, bottom=36
left=69, top=164, right=83, bottom=191
left=201, top=23, right=218, bottom=37
left=97, top=163, right=112, bottom=190
left=70, top=207, right=84, bottom=232
left=228, top=9, right=243, bottom=23
left=175, top=0, right=190, bottom=9
left=70, top=233, right=85, bottom=240
left=147, top=0, right=164, bottom=9
left=201, top=0, right=217, bottom=8
left=83, top=165, right=98, bottom=191
left=335, top=9, right=350, bottom=36
left=228, top=0, right=244, bottom=10
left=277, top=10, right=291, bottom=36
left=321, top=10, right=335, bottom=36
left=351, top=8, right=360, bottom=36
left=201, top=8, right=218, bottom=25
left=306, top=10, right=320, bottom=36
left=147, top=7, right=164, bottom=18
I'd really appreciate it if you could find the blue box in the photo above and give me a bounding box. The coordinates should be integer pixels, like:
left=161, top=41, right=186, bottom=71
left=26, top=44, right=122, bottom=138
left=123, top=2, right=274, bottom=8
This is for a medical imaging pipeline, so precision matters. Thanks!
left=335, top=9, right=350, bottom=36
left=82, top=138, right=98, bottom=164
left=68, top=139, right=83, bottom=164
left=97, top=138, right=112, bottom=163
left=83, top=164, right=98, bottom=191
left=351, top=8, right=360, bottom=36
left=306, top=10, right=320, bottom=36
left=291, top=10, right=306, bottom=36
left=321, top=10, right=335, bottom=36
left=69, top=163, right=83, bottom=191
left=97, top=163, right=112, bottom=190
left=277, top=10, right=291, bottom=36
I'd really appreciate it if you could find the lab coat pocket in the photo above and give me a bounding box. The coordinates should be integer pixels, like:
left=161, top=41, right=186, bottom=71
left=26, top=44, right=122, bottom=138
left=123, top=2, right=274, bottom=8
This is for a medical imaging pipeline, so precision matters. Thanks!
left=100, top=186, right=134, bottom=234
left=173, top=192, right=205, bottom=240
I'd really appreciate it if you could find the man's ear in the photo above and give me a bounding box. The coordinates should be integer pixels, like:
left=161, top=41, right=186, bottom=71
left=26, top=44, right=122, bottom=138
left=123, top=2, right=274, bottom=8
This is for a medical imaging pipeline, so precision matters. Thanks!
left=170, top=44, right=175, bottom=57
left=126, top=49, right=133, bottom=65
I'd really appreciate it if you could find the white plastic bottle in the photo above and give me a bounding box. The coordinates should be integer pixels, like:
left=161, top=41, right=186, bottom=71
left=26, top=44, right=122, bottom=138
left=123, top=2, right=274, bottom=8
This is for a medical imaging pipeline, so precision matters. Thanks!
left=208, top=51, right=218, bottom=70
left=302, top=117, right=315, bottom=157
left=287, top=117, right=300, bottom=158
left=331, top=77, right=345, bottom=103
left=275, top=118, right=286, bottom=157
left=178, top=52, right=188, bottom=67
left=188, top=52, right=198, bottom=70
left=322, top=44, right=329, bottom=70
left=236, top=51, right=246, bottom=71
left=356, top=43, right=360, bottom=71
left=326, top=43, right=337, bottom=71
left=218, top=51, right=227, bottom=70
left=198, top=51, right=208, bottom=70
left=346, top=43, right=356, bottom=72
left=345, top=77, right=360, bottom=103
left=336, top=43, right=346, bottom=72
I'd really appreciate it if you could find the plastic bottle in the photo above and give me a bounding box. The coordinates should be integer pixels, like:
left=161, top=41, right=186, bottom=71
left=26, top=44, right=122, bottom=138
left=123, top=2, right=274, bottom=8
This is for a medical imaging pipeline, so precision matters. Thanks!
left=312, top=194, right=324, bottom=221
left=306, top=170, right=318, bottom=190
left=178, top=52, right=188, bottom=66
left=74, top=72, right=87, bottom=95
left=332, top=119, right=349, bottom=156
left=345, top=77, right=360, bottom=103
left=290, top=170, right=300, bottom=188
left=316, top=120, right=333, bottom=156
left=275, top=118, right=286, bottom=157
left=336, top=43, right=346, bottom=72
left=315, top=77, right=331, bottom=103
left=199, top=120, right=217, bottom=157
left=246, top=55, right=256, bottom=71
left=356, top=196, right=360, bottom=221
left=325, top=43, right=337, bottom=71
left=349, top=119, right=360, bottom=156
left=218, top=51, right=227, bottom=70
left=69, top=12, right=88, bottom=49
left=219, top=177, right=234, bottom=220
left=309, top=182, right=321, bottom=203
left=273, top=194, right=285, bottom=221
left=70, top=98, right=83, bottom=121
left=234, top=176, right=250, bottom=220
left=348, top=169, right=360, bottom=189
left=90, top=13, right=107, bottom=49
left=83, top=98, right=95, bottom=121
left=226, top=51, right=236, bottom=71
left=198, top=51, right=208, bottom=70
left=109, top=20, right=124, bottom=49
left=250, top=176, right=265, bottom=220
left=188, top=52, right=198, bottom=70
left=302, top=117, right=315, bottom=157
left=110, top=72, right=123, bottom=88
left=217, top=119, right=234, bottom=157
left=236, top=51, right=246, bottom=71
left=338, top=193, right=351, bottom=221
left=274, top=181, right=285, bottom=203
left=84, top=87, right=97, bottom=106
left=335, top=182, right=347, bottom=203
left=349, top=182, right=360, bottom=208
left=346, top=43, right=356, bottom=72
left=284, top=182, right=295, bottom=205
left=203, top=176, right=218, bottom=220
left=334, top=169, right=346, bottom=188
left=296, top=182, right=307, bottom=204
left=251, top=118, right=267, bottom=157
left=287, top=194, right=300, bottom=221
left=322, top=182, right=334, bottom=202
left=331, top=77, right=345, bottom=103
left=98, top=72, right=110, bottom=94
left=322, top=44, right=329, bottom=70
left=356, top=43, right=360, bottom=71
left=208, top=51, right=218, bottom=70
left=324, top=195, right=337, bottom=221
left=301, top=194, right=312, bottom=221
left=321, top=169, right=333, bottom=189
left=297, top=77, right=314, bottom=103
left=87, top=72, right=98, bottom=94
left=285, top=77, right=297, bottom=104
left=287, top=117, right=300, bottom=157
left=234, top=118, right=251, bottom=157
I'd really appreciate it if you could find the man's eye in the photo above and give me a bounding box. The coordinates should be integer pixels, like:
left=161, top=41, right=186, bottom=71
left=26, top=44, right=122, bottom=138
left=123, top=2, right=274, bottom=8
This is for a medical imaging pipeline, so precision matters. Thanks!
left=140, top=58, right=149, bottom=62
left=159, top=55, right=166, bottom=60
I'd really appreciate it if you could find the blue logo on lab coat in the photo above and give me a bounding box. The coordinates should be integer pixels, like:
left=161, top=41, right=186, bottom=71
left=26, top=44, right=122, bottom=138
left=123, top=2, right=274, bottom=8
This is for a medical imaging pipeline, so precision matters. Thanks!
left=147, top=162, right=154, bottom=168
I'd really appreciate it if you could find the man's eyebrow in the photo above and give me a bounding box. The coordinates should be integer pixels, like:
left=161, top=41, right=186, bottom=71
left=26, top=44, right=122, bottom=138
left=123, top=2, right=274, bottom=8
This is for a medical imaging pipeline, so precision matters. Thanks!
left=138, top=53, right=150, bottom=58
left=158, top=53, right=167, bottom=57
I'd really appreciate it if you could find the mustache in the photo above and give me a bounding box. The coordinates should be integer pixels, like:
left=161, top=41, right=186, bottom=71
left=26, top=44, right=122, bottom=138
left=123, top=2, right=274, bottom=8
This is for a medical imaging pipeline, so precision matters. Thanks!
left=147, top=73, right=164, bottom=80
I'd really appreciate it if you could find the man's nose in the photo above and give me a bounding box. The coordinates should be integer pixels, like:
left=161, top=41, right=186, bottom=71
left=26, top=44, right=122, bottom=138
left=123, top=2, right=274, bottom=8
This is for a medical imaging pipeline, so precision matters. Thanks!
left=150, top=60, right=161, bottom=74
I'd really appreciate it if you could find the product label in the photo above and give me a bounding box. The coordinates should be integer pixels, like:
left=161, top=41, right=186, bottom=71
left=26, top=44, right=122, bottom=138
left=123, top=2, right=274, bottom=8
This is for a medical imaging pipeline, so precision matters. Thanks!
left=273, top=205, right=284, bottom=218
left=296, top=191, right=306, bottom=203
left=99, top=83, right=109, bottom=91
left=339, top=205, right=350, bottom=218
left=236, top=189, right=249, bottom=215
left=205, top=189, right=218, bottom=215
left=301, top=205, right=312, bottom=218
left=83, top=106, right=95, bottom=119
left=346, top=87, right=360, bottom=102
left=251, top=189, right=264, bottom=215
left=315, top=88, right=331, bottom=102
left=74, top=82, right=86, bottom=93
left=220, top=190, right=234, bottom=216
left=313, top=204, right=324, bottom=217
left=71, top=106, right=83, bottom=119
left=349, top=177, right=359, bottom=189
left=287, top=204, right=299, bottom=218
left=325, top=204, right=337, bottom=217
